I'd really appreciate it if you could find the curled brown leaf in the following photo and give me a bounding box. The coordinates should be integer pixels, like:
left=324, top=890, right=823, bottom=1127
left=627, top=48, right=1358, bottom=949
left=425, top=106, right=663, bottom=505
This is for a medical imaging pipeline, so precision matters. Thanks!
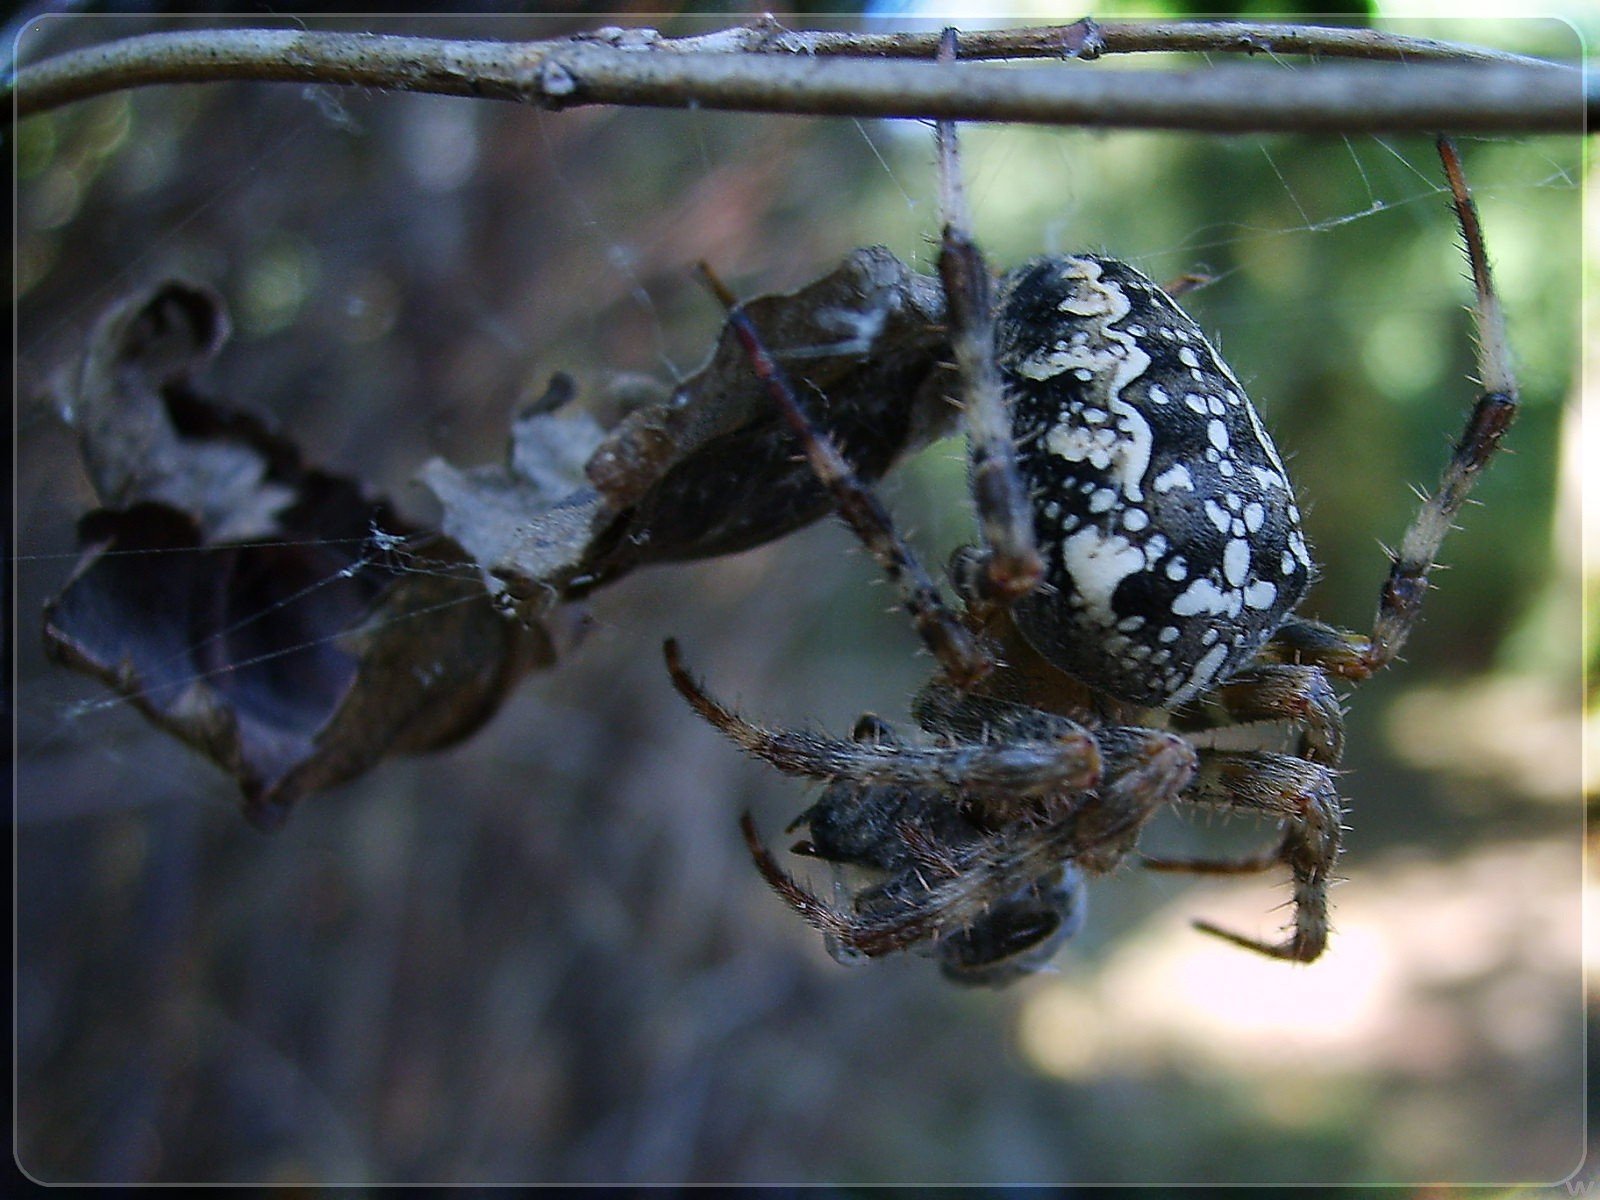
left=43, top=282, right=564, bottom=830
left=47, top=249, right=956, bottom=825
left=422, top=245, right=957, bottom=613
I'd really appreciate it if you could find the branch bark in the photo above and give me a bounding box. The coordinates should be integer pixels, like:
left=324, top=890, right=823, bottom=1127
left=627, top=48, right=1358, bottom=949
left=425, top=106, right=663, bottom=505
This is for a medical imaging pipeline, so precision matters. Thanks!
left=9, top=19, right=1588, bottom=134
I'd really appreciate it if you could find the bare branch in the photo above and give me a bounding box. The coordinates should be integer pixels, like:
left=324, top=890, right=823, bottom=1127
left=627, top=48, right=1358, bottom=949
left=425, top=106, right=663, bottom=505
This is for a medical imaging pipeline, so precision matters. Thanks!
left=9, top=20, right=1586, bottom=133
left=769, top=19, right=1559, bottom=67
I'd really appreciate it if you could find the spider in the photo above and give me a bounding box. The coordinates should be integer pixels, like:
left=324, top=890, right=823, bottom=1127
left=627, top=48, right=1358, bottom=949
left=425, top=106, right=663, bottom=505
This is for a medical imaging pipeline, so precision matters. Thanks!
left=663, top=30, right=1517, bottom=984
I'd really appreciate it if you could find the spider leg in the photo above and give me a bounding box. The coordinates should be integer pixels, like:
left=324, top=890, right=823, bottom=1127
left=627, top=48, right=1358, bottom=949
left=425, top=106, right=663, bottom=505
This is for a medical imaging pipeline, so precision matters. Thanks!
left=1274, top=137, right=1516, bottom=685
left=740, top=725, right=1195, bottom=960
left=935, top=27, right=1043, bottom=607
left=913, top=679, right=1121, bottom=825
left=742, top=812, right=865, bottom=947
left=1142, top=846, right=1283, bottom=875
left=664, top=639, right=1100, bottom=798
left=696, top=265, right=990, bottom=689
left=896, top=817, right=968, bottom=881
left=1362, top=137, right=1517, bottom=675
left=1072, top=726, right=1201, bottom=870
left=1184, top=663, right=1345, bottom=764
left=1158, top=750, right=1344, bottom=963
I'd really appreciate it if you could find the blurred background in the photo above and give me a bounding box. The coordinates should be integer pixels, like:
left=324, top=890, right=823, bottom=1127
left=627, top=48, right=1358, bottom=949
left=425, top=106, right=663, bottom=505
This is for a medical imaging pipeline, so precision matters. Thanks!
left=13, top=6, right=1587, bottom=1187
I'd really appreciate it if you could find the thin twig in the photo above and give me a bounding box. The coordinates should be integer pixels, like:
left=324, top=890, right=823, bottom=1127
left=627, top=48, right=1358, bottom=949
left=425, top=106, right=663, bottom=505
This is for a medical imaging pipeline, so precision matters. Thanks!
left=764, top=18, right=1559, bottom=67
left=9, top=21, right=1587, bottom=132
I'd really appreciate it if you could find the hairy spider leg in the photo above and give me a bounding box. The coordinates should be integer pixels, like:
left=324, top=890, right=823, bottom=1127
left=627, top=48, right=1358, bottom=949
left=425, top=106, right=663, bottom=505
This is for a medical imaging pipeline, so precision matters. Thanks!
left=1146, top=750, right=1343, bottom=963
left=1261, top=135, right=1518, bottom=683
left=935, top=27, right=1044, bottom=606
left=1143, top=664, right=1345, bottom=962
left=1176, top=662, right=1346, bottom=764
left=741, top=724, right=1196, bottom=959
left=1152, top=137, right=1516, bottom=963
left=664, top=638, right=1100, bottom=800
left=695, top=265, right=991, bottom=689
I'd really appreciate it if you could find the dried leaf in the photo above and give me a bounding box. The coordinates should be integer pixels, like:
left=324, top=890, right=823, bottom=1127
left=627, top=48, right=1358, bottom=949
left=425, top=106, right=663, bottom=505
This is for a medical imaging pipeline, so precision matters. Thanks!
left=418, top=373, right=614, bottom=612
left=46, top=248, right=956, bottom=825
left=421, top=245, right=958, bottom=612
left=43, top=282, right=564, bottom=830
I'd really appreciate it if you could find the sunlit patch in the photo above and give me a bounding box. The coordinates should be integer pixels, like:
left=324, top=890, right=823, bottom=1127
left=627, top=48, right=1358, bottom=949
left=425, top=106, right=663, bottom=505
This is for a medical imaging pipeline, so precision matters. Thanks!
left=1385, top=677, right=1581, bottom=805
left=1016, top=839, right=1579, bottom=1093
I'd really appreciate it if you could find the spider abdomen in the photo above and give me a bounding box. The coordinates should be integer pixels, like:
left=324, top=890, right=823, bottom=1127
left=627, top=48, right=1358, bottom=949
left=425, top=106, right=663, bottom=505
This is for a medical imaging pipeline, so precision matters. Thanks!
left=997, top=255, right=1312, bottom=708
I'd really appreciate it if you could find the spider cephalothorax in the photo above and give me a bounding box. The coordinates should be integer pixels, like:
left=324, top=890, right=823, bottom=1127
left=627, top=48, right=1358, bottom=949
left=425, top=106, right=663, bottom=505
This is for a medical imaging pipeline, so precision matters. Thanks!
left=664, top=30, right=1516, bottom=984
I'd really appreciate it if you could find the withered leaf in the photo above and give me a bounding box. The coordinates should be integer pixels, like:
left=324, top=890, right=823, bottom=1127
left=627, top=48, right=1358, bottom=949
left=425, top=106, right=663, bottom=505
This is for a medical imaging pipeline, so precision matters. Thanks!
left=43, top=282, right=563, bottom=830
left=418, top=373, right=615, bottom=614
left=421, top=245, right=958, bottom=613
left=47, top=248, right=956, bottom=825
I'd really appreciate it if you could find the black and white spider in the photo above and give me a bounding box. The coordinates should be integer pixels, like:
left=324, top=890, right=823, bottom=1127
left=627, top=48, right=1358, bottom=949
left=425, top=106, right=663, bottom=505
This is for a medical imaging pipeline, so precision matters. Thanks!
left=664, top=30, right=1517, bottom=985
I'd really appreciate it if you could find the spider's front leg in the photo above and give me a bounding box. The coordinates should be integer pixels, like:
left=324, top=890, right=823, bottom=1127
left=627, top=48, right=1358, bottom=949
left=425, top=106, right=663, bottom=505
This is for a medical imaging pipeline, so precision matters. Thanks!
left=935, top=26, right=1043, bottom=608
left=1149, top=750, right=1343, bottom=963
left=697, top=267, right=991, bottom=688
left=664, top=639, right=1101, bottom=801
left=1262, top=137, right=1516, bottom=687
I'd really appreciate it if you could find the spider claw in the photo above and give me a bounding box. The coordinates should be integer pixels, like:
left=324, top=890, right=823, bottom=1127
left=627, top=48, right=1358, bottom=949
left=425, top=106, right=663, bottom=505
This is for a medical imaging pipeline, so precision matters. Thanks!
left=1192, top=919, right=1321, bottom=963
left=741, top=812, right=861, bottom=946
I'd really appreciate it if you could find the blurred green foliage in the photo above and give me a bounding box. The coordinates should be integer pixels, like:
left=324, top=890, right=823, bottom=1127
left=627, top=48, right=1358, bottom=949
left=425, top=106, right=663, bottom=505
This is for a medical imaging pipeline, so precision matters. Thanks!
left=1162, top=0, right=1374, bottom=16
